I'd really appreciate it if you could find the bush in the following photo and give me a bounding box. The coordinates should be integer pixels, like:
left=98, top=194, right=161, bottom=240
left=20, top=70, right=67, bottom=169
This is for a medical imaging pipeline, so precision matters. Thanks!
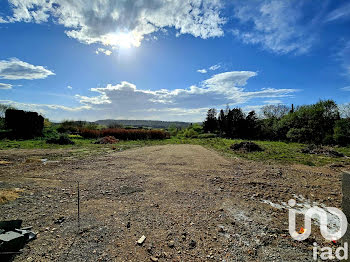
left=286, top=128, right=312, bottom=143
left=183, top=129, right=198, bottom=138
left=46, top=135, right=75, bottom=145
left=94, top=136, right=119, bottom=144
left=198, top=133, right=217, bottom=139
left=230, top=142, right=264, bottom=152
left=333, top=119, right=350, bottom=146
left=5, top=109, right=44, bottom=138
left=79, top=128, right=169, bottom=140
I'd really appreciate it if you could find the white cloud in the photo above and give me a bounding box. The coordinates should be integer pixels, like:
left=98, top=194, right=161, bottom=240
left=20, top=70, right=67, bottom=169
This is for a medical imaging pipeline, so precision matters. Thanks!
left=3, top=0, right=225, bottom=48
left=0, top=17, right=8, bottom=23
left=72, top=71, right=298, bottom=120
left=231, top=1, right=319, bottom=54
left=325, top=2, right=350, bottom=22
left=209, top=64, right=221, bottom=71
left=0, top=99, right=90, bottom=118
left=263, top=99, right=283, bottom=104
left=2, top=71, right=299, bottom=121
left=0, top=58, right=55, bottom=80
left=96, top=48, right=112, bottom=56
left=67, top=85, right=72, bottom=89
left=0, top=83, right=12, bottom=89
left=336, top=41, right=350, bottom=77
left=341, top=86, right=350, bottom=91
left=197, top=64, right=221, bottom=74
left=197, top=69, right=207, bottom=74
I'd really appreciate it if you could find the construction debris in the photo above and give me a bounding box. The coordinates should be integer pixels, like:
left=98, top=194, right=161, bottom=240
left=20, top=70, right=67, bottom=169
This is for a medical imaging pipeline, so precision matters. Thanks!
left=0, top=220, right=36, bottom=259
left=230, top=142, right=264, bottom=152
left=301, top=145, right=344, bottom=157
left=94, top=136, right=120, bottom=144
left=137, top=235, right=146, bottom=245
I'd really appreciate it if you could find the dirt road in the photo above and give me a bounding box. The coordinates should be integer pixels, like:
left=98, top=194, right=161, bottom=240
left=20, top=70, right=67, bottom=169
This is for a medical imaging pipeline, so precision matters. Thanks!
left=0, top=144, right=343, bottom=261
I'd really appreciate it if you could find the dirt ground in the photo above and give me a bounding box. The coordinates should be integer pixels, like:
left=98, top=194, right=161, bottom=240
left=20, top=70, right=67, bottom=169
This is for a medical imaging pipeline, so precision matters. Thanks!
left=0, top=144, right=346, bottom=261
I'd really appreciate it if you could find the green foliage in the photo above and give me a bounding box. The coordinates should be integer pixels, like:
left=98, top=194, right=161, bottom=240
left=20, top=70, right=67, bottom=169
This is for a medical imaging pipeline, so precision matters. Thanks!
left=167, top=124, right=179, bottom=136
left=57, top=120, right=102, bottom=133
left=79, top=128, right=169, bottom=140
left=279, top=100, right=340, bottom=144
left=203, top=108, right=218, bottom=133
left=183, top=128, right=199, bottom=138
left=46, top=134, right=75, bottom=145
left=198, top=133, right=217, bottom=139
left=211, top=100, right=343, bottom=145
left=334, top=119, right=350, bottom=146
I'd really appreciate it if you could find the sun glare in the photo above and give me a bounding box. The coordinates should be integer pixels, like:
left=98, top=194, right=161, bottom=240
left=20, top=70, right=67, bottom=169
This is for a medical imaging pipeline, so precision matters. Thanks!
left=104, top=32, right=140, bottom=49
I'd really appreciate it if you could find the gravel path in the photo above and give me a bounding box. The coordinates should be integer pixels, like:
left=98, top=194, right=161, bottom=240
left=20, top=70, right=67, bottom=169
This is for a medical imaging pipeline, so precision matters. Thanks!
left=0, top=144, right=343, bottom=261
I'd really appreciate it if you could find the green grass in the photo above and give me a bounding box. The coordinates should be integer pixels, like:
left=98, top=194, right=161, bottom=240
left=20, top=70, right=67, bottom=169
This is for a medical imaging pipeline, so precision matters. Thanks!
left=0, top=137, right=349, bottom=167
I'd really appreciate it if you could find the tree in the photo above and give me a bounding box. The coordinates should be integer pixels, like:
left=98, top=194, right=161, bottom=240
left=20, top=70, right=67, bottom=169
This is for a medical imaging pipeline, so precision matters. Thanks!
left=203, top=108, right=218, bottom=133
left=281, top=100, right=340, bottom=144
left=0, top=104, right=15, bottom=118
left=226, top=108, right=245, bottom=138
left=340, top=103, right=350, bottom=119
left=245, top=111, right=260, bottom=139
left=334, top=119, right=350, bottom=146
left=262, top=104, right=290, bottom=119
left=217, top=109, right=226, bottom=136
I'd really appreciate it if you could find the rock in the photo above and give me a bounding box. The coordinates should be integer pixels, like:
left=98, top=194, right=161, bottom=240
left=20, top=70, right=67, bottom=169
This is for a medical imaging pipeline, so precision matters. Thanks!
left=0, top=231, right=26, bottom=252
left=218, top=226, right=225, bottom=233
left=168, top=240, right=175, bottom=248
left=150, top=256, right=158, bottom=261
left=189, top=240, right=197, bottom=249
left=137, top=235, right=146, bottom=245
left=0, top=160, right=12, bottom=165
left=54, top=216, right=65, bottom=224
left=0, top=220, right=22, bottom=231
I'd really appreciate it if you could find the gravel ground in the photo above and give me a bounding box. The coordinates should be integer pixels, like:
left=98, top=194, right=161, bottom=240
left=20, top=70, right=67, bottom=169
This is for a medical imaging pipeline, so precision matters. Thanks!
left=0, top=144, right=345, bottom=261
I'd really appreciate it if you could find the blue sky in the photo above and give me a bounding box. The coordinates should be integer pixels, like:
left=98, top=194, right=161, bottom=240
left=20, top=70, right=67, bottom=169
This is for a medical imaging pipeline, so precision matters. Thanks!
left=0, top=0, right=349, bottom=122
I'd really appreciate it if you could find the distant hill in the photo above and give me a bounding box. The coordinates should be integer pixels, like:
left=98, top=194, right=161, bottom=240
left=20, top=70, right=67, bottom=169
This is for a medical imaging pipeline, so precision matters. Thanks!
left=94, top=119, right=193, bottom=129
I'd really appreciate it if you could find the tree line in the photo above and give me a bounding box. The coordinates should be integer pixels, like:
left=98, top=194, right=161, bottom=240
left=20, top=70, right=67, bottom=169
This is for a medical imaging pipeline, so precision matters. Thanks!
left=203, top=100, right=350, bottom=146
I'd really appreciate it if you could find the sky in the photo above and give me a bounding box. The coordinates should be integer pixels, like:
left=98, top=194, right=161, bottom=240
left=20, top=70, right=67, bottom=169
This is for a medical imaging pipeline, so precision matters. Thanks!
left=0, top=0, right=349, bottom=122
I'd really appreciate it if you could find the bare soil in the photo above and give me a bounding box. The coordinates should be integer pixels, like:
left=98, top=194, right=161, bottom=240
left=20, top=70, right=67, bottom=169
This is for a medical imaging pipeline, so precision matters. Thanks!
left=0, top=144, right=345, bottom=261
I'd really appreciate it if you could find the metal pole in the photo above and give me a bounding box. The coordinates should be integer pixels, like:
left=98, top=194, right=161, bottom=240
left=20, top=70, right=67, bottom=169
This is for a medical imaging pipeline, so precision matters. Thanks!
left=78, top=181, right=80, bottom=230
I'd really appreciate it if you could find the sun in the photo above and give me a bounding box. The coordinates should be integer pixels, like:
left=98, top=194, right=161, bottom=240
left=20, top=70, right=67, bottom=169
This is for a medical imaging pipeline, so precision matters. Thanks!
left=104, top=32, right=139, bottom=49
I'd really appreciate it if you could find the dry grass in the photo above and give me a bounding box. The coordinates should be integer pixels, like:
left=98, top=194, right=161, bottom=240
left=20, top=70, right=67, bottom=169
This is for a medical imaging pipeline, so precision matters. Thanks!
left=0, top=188, right=23, bottom=204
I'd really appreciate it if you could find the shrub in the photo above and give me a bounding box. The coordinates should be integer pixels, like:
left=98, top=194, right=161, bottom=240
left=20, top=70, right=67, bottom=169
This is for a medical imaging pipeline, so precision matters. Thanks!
left=79, top=128, right=169, bottom=140
left=333, top=119, right=350, bottom=146
left=94, top=136, right=119, bottom=144
left=198, top=133, right=217, bottom=139
left=46, top=134, right=75, bottom=145
left=286, top=128, right=312, bottom=143
left=183, top=129, right=198, bottom=138
left=79, top=128, right=100, bottom=138
left=5, top=109, right=44, bottom=138
left=230, top=142, right=264, bottom=152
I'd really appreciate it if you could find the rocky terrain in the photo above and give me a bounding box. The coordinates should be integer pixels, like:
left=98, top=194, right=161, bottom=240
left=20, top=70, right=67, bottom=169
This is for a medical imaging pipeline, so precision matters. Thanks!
left=0, top=144, right=345, bottom=261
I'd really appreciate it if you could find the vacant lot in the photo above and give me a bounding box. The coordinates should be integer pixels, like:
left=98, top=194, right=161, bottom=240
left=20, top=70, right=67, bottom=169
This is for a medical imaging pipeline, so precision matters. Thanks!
left=0, top=144, right=348, bottom=261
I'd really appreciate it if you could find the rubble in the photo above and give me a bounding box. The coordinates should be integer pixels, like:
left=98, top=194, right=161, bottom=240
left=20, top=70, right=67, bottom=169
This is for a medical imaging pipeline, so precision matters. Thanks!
left=94, top=136, right=119, bottom=144
left=230, top=142, right=264, bottom=152
left=0, top=220, right=36, bottom=259
left=137, top=235, right=146, bottom=245
left=301, top=145, right=344, bottom=157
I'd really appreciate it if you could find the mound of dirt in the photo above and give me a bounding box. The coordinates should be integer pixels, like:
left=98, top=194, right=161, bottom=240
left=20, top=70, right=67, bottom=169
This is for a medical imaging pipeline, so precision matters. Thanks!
left=94, top=136, right=119, bottom=144
left=230, top=142, right=263, bottom=152
left=301, top=145, right=344, bottom=157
